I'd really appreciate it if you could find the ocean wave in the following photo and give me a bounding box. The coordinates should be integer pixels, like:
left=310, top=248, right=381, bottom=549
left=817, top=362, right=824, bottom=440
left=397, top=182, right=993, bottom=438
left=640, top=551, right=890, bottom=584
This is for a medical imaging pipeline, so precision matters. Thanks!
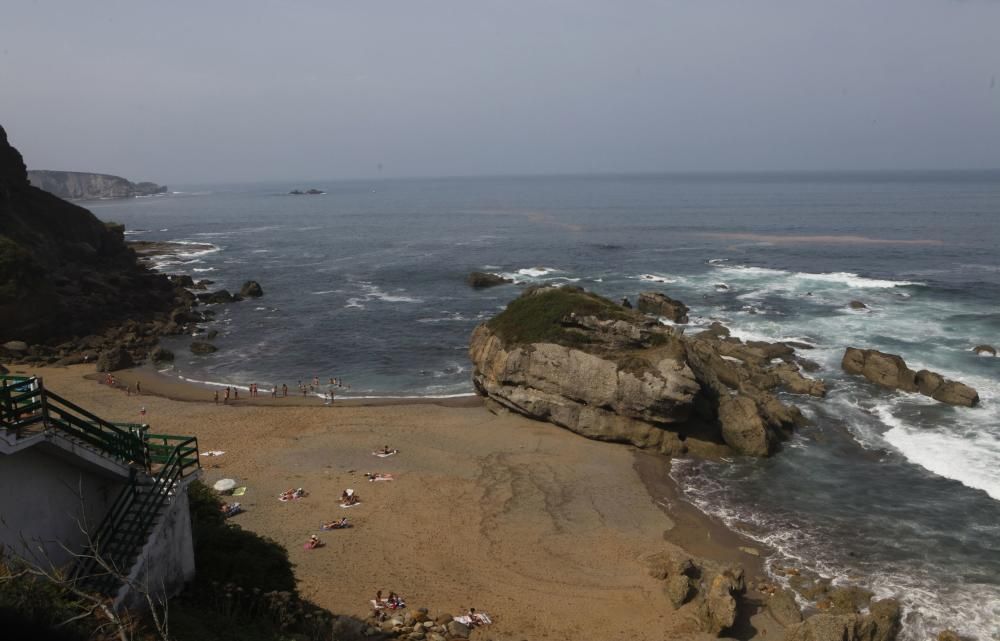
left=671, top=458, right=1000, bottom=641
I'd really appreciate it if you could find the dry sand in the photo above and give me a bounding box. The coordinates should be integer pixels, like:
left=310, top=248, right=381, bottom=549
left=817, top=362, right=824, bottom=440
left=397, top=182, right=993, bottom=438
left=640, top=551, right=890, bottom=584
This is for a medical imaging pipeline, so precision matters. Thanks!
left=16, top=364, right=777, bottom=641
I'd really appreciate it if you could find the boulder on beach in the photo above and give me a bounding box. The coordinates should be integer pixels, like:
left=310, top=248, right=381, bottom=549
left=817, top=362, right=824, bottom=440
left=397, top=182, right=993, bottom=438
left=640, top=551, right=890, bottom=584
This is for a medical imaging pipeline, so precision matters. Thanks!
left=843, top=347, right=979, bottom=407
left=466, top=271, right=512, bottom=288
left=96, top=345, right=134, bottom=372
left=768, top=588, right=803, bottom=626
left=637, top=291, right=690, bottom=323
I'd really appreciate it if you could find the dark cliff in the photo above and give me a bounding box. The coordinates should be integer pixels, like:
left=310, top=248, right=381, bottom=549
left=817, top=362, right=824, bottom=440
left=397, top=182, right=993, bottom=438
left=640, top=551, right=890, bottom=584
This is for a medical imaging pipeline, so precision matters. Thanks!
left=0, top=125, right=175, bottom=345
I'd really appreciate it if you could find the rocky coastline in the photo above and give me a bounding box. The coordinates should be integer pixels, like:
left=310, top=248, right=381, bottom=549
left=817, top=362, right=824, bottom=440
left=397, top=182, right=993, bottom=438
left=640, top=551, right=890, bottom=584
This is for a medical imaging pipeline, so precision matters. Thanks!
left=27, top=169, right=167, bottom=200
left=0, top=124, right=262, bottom=371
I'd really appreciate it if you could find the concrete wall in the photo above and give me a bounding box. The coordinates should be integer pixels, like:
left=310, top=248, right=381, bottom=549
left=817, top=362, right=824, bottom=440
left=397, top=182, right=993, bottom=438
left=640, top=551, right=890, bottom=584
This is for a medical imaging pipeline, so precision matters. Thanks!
left=118, top=485, right=196, bottom=609
left=0, top=446, right=125, bottom=568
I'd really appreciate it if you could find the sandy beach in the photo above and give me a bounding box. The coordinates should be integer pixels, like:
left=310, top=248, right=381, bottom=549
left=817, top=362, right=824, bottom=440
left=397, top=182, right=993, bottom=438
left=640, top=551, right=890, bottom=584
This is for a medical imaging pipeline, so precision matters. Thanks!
left=12, top=364, right=780, bottom=641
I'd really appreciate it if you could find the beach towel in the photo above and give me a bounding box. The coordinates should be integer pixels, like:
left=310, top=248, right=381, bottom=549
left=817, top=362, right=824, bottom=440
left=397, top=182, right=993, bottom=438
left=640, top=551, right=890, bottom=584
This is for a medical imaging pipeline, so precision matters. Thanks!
left=232, top=486, right=247, bottom=496
left=454, top=613, right=492, bottom=626
left=320, top=521, right=351, bottom=530
left=339, top=501, right=362, bottom=508
left=201, top=450, right=225, bottom=457
left=368, top=474, right=394, bottom=482
left=372, top=450, right=397, bottom=458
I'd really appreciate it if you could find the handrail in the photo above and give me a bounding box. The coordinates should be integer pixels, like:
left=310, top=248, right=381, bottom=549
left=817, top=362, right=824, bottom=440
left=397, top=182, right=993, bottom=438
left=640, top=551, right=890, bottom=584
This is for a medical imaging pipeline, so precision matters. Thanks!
left=76, top=435, right=200, bottom=594
left=1, top=376, right=149, bottom=468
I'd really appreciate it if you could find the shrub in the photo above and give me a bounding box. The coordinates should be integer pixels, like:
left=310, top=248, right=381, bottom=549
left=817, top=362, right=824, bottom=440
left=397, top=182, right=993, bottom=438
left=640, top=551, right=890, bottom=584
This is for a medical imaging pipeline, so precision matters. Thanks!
left=487, top=287, right=632, bottom=347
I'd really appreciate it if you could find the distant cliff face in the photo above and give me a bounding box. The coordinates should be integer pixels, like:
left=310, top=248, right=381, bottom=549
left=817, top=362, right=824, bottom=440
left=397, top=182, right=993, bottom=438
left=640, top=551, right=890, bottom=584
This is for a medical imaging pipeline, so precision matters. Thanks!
left=27, top=170, right=167, bottom=200
left=0, top=125, right=175, bottom=345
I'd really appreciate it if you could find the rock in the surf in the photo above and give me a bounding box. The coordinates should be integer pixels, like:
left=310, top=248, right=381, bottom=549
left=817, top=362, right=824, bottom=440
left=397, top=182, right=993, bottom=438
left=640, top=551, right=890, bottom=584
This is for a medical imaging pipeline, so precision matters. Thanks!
left=471, top=286, right=823, bottom=458
left=239, top=280, right=264, bottom=298
left=637, top=291, right=690, bottom=323
left=842, top=348, right=918, bottom=392
left=190, top=341, right=218, bottom=355
left=786, top=597, right=901, bottom=641
left=848, top=300, right=868, bottom=310
left=466, top=271, right=512, bottom=288
left=843, top=347, right=979, bottom=407
left=973, top=344, right=996, bottom=356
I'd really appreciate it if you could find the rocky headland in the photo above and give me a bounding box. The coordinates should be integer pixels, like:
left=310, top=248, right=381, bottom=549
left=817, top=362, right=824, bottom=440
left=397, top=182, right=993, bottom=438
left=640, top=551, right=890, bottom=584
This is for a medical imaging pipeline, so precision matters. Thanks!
left=27, top=169, right=166, bottom=200
left=469, top=286, right=826, bottom=457
left=0, top=124, right=261, bottom=369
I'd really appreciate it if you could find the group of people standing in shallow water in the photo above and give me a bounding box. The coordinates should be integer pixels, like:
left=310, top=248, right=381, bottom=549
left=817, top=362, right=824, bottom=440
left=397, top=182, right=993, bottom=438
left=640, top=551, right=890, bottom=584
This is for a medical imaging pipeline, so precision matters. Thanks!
left=212, top=376, right=350, bottom=404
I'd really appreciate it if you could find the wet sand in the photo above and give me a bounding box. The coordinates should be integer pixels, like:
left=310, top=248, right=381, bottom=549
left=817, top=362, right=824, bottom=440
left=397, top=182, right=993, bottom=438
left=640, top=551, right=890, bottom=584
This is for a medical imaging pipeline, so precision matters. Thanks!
left=14, top=363, right=777, bottom=640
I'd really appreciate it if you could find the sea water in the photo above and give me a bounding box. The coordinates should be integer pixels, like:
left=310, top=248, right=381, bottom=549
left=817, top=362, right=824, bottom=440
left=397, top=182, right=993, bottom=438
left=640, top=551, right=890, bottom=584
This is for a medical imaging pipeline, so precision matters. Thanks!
left=91, top=172, right=1000, bottom=640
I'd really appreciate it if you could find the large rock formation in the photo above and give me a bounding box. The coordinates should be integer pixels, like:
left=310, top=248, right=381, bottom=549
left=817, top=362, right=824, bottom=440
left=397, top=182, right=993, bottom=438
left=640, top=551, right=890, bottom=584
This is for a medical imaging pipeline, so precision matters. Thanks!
left=637, top=291, right=690, bottom=323
left=27, top=170, right=166, bottom=200
left=470, top=287, right=824, bottom=456
left=842, top=347, right=979, bottom=407
left=0, top=125, right=179, bottom=348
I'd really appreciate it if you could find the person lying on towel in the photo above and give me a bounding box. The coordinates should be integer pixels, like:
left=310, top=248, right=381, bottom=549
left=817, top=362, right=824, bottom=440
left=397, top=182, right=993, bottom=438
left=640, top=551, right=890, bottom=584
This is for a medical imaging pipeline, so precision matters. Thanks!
left=304, top=534, right=323, bottom=550
left=322, top=517, right=350, bottom=530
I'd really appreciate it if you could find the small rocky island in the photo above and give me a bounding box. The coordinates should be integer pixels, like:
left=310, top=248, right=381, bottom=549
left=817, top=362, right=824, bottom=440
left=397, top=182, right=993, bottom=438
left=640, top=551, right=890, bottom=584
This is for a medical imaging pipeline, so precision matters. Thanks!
left=470, top=286, right=827, bottom=457
left=288, top=188, right=325, bottom=195
left=27, top=170, right=166, bottom=200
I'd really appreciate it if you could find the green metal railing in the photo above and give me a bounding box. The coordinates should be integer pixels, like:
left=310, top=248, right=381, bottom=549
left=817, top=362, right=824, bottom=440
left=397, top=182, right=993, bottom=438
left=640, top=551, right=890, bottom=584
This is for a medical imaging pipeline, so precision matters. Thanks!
left=1, top=376, right=148, bottom=467
left=75, top=434, right=200, bottom=595
left=3, top=374, right=202, bottom=596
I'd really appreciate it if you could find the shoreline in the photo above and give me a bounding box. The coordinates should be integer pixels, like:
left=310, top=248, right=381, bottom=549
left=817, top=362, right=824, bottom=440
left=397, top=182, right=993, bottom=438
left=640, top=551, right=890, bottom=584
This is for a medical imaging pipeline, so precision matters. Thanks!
left=10, top=362, right=783, bottom=639
left=86, top=364, right=483, bottom=409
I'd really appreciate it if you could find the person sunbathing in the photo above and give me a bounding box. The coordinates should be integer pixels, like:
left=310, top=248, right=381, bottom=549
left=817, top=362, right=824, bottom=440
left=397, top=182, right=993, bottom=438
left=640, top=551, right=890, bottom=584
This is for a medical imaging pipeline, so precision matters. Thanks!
left=322, top=517, right=349, bottom=530
left=220, top=502, right=242, bottom=518
left=304, top=534, right=322, bottom=550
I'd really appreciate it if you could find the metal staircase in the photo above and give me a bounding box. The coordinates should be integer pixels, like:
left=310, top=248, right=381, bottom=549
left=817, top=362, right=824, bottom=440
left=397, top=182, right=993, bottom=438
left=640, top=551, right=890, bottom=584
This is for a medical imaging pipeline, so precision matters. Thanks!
left=1, top=374, right=200, bottom=598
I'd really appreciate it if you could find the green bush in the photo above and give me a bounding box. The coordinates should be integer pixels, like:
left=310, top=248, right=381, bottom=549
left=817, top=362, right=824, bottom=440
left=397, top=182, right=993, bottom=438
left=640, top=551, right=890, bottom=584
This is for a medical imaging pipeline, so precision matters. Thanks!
left=487, top=286, right=632, bottom=347
left=187, top=481, right=296, bottom=594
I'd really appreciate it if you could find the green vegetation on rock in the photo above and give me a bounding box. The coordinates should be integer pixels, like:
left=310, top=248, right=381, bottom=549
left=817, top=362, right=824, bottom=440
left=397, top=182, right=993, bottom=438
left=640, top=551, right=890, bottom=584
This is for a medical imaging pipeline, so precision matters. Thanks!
left=487, top=286, right=632, bottom=347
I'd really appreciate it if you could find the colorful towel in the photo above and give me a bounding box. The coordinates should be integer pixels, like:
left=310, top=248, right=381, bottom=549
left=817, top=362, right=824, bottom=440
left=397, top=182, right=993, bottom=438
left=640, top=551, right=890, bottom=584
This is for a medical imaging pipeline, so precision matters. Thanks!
left=232, top=486, right=247, bottom=496
left=372, top=450, right=397, bottom=458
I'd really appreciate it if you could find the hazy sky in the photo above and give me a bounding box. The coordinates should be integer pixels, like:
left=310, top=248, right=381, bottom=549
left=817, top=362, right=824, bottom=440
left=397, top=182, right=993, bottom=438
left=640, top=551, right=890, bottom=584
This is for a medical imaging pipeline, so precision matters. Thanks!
left=2, top=1, right=998, bottom=183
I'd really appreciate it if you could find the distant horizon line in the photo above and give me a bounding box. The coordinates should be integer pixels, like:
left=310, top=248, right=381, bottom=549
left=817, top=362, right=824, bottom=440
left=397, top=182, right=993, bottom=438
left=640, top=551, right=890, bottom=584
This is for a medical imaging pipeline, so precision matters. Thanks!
left=29, top=166, right=1000, bottom=188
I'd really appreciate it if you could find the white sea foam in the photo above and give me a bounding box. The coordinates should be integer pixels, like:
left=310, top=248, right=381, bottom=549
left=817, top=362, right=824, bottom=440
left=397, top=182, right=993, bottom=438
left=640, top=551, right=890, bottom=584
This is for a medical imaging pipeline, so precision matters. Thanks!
left=193, top=267, right=216, bottom=272
left=638, top=273, right=677, bottom=283
left=516, top=266, right=558, bottom=277
left=791, top=271, right=923, bottom=288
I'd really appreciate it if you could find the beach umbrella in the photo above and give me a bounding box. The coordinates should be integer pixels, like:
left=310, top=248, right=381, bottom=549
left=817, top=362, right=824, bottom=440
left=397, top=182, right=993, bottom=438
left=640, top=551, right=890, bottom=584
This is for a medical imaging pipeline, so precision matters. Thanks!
left=346, top=488, right=354, bottom=496
left=214, top=478, right=237, bottom=492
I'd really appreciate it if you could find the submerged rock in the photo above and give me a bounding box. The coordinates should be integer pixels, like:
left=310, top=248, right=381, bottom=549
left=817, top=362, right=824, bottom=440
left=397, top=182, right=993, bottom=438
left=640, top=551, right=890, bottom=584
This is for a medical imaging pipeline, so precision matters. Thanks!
left=190, top=341, right=217, bottom=355
left=973, top=344, right=996, bottom=356
left=843, top=347, right=979, bottom=407
left=848, top=300, right=868, bottom=310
